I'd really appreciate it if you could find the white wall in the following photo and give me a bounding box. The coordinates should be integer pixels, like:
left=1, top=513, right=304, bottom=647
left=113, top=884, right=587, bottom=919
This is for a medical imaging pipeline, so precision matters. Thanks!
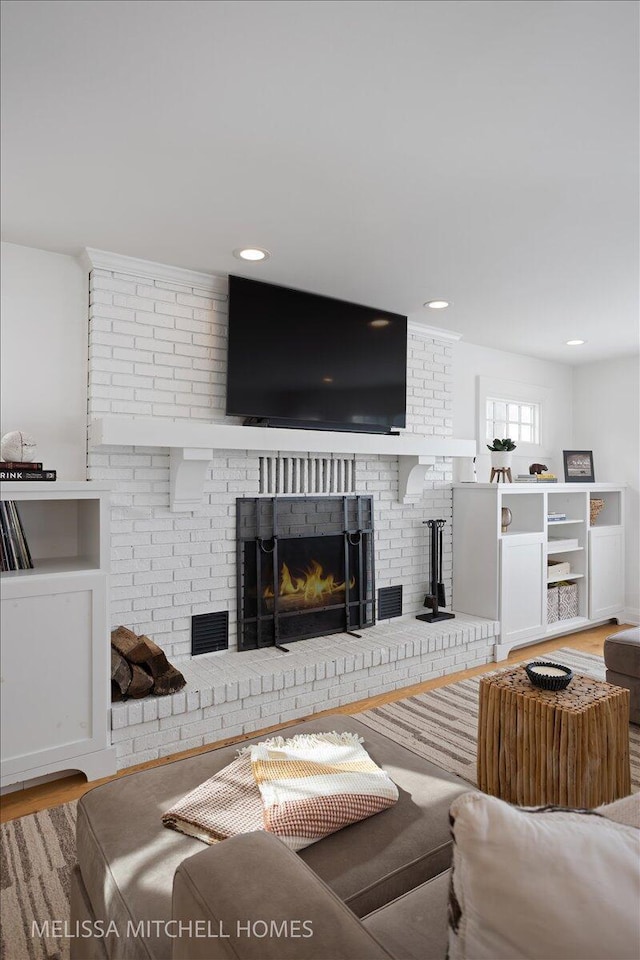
left=573, top=357, right=640, bottom=622
left=0, top=242, right=88, bottom=478
left=452, top=341, right=574, bottom=481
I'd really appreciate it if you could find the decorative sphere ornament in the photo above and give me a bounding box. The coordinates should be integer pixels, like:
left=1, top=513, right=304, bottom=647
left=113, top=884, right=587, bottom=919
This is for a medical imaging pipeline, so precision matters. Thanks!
left=1, top=431, right=38, bottom=463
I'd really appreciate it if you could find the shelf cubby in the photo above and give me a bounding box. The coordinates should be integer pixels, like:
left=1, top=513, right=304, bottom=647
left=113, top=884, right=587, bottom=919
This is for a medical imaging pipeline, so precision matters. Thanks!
left=500, top=492, right=544, bottom=536
left=589, top=491, right=622, bottom=527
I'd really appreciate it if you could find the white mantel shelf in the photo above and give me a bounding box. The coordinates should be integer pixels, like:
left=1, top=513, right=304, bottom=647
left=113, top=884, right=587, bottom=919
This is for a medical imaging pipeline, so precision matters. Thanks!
left=89, top=416, right=475, bottom=510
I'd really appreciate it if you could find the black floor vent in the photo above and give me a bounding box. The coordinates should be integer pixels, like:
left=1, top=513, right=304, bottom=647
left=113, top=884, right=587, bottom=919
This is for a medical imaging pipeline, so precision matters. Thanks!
left=192, top=611, right=229, bottom=655
left=378, top=585, right=403, bottom=620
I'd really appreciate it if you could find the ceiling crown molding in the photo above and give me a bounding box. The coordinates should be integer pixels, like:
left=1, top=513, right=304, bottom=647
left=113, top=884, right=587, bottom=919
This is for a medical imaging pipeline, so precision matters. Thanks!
left=80, top=248, right=228, bottom=294
left=407, top=320, right=462, bottom=343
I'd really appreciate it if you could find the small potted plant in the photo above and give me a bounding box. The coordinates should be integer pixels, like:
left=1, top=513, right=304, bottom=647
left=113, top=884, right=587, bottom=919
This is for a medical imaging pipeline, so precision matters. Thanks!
left=487, top=438, right=517, bottom=470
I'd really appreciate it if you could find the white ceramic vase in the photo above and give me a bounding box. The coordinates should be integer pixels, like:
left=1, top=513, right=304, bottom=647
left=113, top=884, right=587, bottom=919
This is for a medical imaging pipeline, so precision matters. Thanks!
left=490, top=451, right=513, bottom=470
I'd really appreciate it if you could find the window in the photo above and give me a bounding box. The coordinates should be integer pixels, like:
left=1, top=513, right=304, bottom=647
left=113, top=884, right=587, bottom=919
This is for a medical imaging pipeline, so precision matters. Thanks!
left=477, top=376, right=550, bottom=458
left=486, top=398, right=540, bottom=445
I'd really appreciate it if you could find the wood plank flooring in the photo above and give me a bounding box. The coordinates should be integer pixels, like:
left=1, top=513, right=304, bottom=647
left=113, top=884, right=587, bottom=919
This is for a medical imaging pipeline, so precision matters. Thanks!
left=0, top=622, right=628, bottom=823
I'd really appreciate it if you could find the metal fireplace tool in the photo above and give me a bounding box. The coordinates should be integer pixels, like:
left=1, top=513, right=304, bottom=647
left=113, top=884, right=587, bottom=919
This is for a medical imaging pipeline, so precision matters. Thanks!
left=416, top=519, right=455, bottom=624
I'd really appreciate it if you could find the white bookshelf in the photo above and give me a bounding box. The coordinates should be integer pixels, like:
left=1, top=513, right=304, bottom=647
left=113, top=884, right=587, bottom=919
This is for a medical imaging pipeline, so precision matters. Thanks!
left=452, top=483, right=625, bottom=659
left=0, top=481, right=116, bottom=789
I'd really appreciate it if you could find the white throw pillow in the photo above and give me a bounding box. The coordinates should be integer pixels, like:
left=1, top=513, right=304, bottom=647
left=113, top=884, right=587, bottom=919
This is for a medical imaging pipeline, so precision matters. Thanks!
left=448, top=792, right=640, bottom=960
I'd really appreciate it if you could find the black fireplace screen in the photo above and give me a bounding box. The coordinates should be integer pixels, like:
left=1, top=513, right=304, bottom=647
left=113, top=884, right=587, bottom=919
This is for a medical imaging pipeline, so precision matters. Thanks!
left=237, top=496, right=375, bottom=650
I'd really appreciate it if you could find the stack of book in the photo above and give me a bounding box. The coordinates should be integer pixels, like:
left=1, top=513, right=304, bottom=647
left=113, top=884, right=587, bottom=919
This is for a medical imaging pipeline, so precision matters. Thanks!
left=0, top=461, right=56, bottom=481
left=547, top=512, right=567, bottom=523
left=0, top=501, right=33, bottom=571
left=514, top=472, right=558, bottom=483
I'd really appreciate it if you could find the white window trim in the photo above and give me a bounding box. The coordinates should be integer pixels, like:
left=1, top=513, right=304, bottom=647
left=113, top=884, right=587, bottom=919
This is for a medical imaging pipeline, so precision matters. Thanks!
left=476, top=376, right=552, bottom=459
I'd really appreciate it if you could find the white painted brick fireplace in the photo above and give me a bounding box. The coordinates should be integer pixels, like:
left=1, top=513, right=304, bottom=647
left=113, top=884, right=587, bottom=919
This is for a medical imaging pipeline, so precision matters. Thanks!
left=85, top=251, right=498, bottom=768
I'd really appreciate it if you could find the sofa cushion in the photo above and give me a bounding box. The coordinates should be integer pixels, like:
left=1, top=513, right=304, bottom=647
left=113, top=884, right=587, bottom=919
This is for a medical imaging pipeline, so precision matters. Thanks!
left=77, top=715, right=471, bottom=959
left=363, top=869, right=450, bottom=960
left=604, top=627, right=640, bottom=679
left=172, top=831, right=394, bottom=960
left=294, top=720, right=470, bottom=916
left=605, top=669, right=640, bottom=724
left=447, top=792, right=640, bottom=960
left=70, top=866, right=109, bottom=960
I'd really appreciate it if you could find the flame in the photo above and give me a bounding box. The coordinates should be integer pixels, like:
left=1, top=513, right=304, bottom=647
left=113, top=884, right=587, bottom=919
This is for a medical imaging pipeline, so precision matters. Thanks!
left=264, top=559, right=355, bottom=606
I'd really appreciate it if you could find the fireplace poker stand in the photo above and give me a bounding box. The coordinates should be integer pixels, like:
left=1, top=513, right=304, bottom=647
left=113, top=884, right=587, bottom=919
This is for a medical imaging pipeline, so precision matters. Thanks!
left=416, top=519, right=455, bottom=624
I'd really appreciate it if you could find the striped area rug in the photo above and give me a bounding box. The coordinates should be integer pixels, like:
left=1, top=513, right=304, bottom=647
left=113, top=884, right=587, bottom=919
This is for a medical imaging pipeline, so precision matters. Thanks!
left=1, top=648, right=638, bottom=960
left=0, top=801, right=76, bottom=960
left=357, top=647, right=640, bottom=792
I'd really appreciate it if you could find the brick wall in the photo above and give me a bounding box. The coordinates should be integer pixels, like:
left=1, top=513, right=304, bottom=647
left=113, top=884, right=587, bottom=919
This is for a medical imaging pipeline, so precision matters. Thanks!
left=87, top=258, right=454, bottom=657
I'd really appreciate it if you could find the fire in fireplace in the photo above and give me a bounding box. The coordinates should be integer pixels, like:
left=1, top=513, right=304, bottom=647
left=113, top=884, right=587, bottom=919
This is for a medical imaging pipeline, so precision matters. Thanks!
left=262, top=536, right=356, bottom=611
left=236, top=496, right=374, bottom=650
left=263, top=554, right=355, bottom=612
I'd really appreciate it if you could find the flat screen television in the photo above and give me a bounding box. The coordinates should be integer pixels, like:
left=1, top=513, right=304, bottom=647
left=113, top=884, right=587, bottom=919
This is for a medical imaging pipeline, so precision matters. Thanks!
left=226, top=276, right=407, bottom=434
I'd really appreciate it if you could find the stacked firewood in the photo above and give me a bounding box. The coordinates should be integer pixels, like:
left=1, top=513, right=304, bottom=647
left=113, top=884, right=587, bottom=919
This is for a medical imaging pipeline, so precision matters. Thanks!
left=111, top=626, right=186, bottom=700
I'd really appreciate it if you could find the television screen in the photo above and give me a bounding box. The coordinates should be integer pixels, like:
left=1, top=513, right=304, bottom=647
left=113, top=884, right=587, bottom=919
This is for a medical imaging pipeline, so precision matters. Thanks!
left=226, top=276, right=407, bottom=433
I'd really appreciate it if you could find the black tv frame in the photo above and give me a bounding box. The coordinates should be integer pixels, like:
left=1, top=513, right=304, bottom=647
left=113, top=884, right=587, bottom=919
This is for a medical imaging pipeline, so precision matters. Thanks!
left=226, top=276, right=408, bottom=435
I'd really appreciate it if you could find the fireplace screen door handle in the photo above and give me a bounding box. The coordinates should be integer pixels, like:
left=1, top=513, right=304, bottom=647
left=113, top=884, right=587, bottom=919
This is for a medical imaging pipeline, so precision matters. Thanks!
left=257, top=536, right=276, bottom=554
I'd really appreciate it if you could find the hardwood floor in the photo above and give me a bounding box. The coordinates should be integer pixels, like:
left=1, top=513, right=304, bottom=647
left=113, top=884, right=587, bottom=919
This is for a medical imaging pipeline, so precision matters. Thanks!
left=0, top=622, right=628, bottom=823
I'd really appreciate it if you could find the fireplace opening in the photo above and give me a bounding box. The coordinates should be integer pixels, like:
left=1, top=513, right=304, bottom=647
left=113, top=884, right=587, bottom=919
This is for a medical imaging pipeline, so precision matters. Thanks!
left=237, top=496, right=374, bottom=650
left=263, top=535, right=353, bottom=612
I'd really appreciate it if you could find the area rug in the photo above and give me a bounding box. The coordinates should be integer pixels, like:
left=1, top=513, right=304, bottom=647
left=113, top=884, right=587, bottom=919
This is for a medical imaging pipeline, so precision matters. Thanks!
left=2, top=647, right=638, bottom=960
left=0, top=801, right=76, bottom=960
left=357, top=647, right=640, bottom=792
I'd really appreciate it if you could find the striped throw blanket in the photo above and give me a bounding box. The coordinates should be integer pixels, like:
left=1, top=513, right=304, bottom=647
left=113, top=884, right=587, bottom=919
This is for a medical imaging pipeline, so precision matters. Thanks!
left=248, top=731, right=399, bottom=850
left=162, top=732, right=398, bottom=850
left=162, top=754, right=263, bottom=843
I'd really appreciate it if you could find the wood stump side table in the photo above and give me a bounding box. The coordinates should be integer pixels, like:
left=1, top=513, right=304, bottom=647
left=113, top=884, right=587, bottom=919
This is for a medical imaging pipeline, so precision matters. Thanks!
left=477, top=667, right=630, bottom=807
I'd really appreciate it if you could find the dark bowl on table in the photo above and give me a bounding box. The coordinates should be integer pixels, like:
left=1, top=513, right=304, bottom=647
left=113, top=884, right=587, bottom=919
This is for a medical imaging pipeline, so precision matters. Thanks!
left=525, top=661, right=573, bottom=691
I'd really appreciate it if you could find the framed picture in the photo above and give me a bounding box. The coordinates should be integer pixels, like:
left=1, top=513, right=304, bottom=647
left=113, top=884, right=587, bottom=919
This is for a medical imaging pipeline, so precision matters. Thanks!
left=563, top=450, right=595, bottom=483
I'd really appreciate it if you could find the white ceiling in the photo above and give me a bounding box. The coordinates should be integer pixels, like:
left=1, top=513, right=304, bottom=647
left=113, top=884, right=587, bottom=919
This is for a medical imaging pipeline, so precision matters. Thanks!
left=1, top=0, right=638, bottom=364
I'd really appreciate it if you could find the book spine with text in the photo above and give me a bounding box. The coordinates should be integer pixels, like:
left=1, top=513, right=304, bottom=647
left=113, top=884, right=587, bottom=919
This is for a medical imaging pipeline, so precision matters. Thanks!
left=0, top=470, right=56, bottom=481
left=0, top=462, right=44, bottom=470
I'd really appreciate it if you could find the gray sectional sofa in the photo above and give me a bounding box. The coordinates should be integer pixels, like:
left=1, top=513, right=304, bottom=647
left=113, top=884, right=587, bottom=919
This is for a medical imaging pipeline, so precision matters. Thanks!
left=605, top=626, right=640, bottom=724
left=71, top=715, right=472, bottom=960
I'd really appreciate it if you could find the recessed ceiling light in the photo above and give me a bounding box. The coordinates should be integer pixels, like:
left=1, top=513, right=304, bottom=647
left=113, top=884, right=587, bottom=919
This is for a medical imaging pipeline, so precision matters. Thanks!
left=322, top=376, right=334, bottom=383
left=369, top=318, right=391, bottom=328
left=565, top=339, right=586, bottom=346
left=424, top=300, right=450, bottom=309
left=232, top=247, right=271, bottom=262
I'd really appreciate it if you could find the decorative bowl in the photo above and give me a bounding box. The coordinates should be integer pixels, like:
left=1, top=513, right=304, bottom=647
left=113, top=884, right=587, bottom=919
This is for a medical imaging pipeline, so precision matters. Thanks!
left=525, top=661, right=573, bottom=691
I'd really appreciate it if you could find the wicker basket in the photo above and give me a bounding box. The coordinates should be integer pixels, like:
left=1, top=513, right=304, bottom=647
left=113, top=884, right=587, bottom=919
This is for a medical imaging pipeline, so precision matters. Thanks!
left=590, top=498, right=605, bottom=525
left=558, top=582, right=579, bottom=619
left=547, top=585, right=560, bottom=623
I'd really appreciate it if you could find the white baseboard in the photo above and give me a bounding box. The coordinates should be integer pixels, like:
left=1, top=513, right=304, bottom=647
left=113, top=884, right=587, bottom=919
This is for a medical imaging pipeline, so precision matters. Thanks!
left=622, top=608, right=640, bottom=625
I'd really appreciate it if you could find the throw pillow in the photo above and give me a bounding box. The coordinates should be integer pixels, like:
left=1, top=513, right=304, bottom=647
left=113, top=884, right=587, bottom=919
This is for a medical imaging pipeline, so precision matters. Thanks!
left=598, top=792, right=640, bottom=829
left=448, top=792, right=640, bottom=960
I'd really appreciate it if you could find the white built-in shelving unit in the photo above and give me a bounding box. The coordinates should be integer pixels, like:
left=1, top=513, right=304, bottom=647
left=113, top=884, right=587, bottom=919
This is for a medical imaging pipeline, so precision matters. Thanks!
left=0, top=481, right=116, bottom=789
left=453, top=483, right=625, bottom=659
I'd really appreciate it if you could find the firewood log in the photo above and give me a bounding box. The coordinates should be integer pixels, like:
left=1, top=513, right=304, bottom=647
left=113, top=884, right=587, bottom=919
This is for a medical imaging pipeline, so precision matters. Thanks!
left=111, top=648, right=132, bottom=696
left=111, top=626, right=186, bottom=696
left=126, top=663, right=155, bottom=698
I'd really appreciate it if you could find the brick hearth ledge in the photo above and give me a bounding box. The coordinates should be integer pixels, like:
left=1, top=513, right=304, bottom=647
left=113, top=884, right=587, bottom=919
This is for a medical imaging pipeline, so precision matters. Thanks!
left=111, top=614, right=499, bottom=769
